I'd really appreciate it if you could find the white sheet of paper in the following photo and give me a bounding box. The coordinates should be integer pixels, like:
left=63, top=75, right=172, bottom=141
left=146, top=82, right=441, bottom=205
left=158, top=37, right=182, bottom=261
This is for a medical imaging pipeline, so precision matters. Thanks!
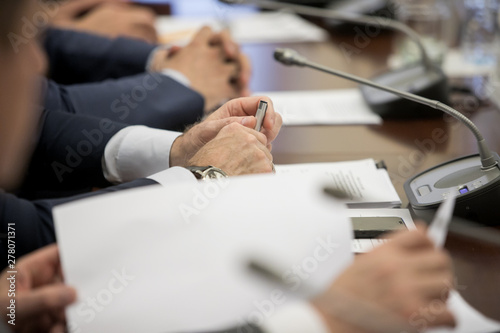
left=54, top=174, right=353, bottom=333
left=427, top=291, right=500, bottom=333
left=258, top=89, right=382, bottom=126
left=156, top=11, right=329, bottom=45
left=275, top=159, right=401, bottom=208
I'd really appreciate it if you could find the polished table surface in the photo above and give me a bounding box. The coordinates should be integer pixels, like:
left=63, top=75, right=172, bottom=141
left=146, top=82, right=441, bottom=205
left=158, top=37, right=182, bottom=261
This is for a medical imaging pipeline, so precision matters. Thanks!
left=242, top=31, right=500, bottom=321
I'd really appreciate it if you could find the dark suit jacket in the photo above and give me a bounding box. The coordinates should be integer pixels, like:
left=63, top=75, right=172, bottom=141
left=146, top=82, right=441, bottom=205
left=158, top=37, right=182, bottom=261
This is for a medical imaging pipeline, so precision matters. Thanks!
left=18, top=109, right=129, bottom=199
left=43, top=28, right=204, bottom=131
left=44, top=28, right=156, bottom=84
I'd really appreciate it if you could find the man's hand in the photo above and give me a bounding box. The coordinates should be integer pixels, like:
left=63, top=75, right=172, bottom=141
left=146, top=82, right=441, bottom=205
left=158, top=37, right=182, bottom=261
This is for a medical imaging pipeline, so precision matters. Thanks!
left=0, top=245, right=76, bottom=332
left=170, top=96, right=282, bottom=169
left=188, top=123, right=273, bottom=176
left=156, top=27, right=251, bottom=112
left=312, top=227, right=456, bottom=333
left=51, top=0, right=158, bottom=43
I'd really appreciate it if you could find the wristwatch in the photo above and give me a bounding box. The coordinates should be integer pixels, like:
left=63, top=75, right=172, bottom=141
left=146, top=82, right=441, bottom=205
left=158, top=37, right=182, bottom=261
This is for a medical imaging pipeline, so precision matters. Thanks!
left=185, top=166, right=228, bottom=180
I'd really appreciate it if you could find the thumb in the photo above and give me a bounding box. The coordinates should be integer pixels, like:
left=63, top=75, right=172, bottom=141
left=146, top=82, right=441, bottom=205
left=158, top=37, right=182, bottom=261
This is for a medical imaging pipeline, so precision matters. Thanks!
left=431, top=310, right=456, bottom=329
left=17, top=286, right=77, bottom=321
left=59, top=0, right=112, bottom=17
left=191, top=26, right=215, bottom=46
left=199, top=116, right=256, bottom=142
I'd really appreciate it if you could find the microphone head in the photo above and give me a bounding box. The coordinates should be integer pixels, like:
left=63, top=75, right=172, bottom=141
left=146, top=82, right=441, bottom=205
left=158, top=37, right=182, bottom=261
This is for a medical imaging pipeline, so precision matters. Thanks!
left=274, top=48, right=307, bottom=67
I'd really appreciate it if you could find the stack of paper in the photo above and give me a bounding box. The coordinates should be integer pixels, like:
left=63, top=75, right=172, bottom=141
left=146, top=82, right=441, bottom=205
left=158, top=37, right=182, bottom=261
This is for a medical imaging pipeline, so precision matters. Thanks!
left=156, top=11, right=329, bottom=45
left=261, top=89, right=382, bottom=126
left=275, top=159, right=401, bottom=208
left=54, top=174, right=353, bottom=333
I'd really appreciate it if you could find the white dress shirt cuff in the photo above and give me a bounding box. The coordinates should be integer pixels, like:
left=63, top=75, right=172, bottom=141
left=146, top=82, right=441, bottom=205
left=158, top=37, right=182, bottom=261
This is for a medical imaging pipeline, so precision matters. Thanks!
left=261, top=302, right=330, bottom=333
left=148, top=167, right=197, bottom=186
left=103, top=126, right=182, bottom=184
left=160, top=68, right=191, bottom=88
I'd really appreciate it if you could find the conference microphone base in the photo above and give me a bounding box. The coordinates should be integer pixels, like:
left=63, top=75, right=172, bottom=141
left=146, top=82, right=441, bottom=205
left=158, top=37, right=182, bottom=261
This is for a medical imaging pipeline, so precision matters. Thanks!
left=360, top=64, right=449, bottom=119
left=405, top=153, right=500, bottom=226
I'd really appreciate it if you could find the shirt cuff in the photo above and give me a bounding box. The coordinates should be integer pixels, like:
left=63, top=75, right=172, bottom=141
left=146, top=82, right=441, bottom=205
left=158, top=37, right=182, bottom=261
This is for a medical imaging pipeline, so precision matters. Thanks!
left=261, top=302, right=330, bottom=333
left=148, top=167, right=197, bottom=186
left=160, top=68, right=191, bottom=88
left=103, top=126, right=182, bottom=184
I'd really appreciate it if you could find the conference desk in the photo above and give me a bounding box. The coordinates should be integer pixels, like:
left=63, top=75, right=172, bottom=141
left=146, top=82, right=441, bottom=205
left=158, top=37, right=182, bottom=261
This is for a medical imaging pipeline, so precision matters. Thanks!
left=242, top=31, right=500, bottom=320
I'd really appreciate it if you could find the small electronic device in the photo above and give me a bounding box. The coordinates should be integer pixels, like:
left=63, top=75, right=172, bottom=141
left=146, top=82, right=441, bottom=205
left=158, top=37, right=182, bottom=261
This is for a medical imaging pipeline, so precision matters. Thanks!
left=405, top=154, right=500, bottom=226
left=351, top=217, right=407, bottom=239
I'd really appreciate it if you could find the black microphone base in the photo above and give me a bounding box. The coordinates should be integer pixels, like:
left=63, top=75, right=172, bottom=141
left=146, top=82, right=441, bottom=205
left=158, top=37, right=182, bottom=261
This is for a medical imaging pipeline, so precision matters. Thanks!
left=360, top=65, right=449, bottom=119
left=405, top=153, right=500, bottom=226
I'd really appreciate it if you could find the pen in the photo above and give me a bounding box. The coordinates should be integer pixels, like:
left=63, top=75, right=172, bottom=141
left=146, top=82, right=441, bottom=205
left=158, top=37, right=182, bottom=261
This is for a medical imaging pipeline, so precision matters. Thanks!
left=254, top=100, right=268, bottom=132
left=427, top=194, right=456, bottom=249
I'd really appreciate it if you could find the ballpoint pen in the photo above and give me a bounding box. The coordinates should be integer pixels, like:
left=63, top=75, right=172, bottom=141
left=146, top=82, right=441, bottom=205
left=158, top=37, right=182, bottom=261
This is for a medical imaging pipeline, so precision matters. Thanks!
left=254, top=100, right=268, bottom=132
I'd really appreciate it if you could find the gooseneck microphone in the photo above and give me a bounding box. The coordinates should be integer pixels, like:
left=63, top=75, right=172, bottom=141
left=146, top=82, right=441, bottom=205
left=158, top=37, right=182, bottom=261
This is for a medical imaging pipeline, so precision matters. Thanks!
left=219, top=0, right=449, bottom=119
left=274, top=47, right=500, bottom=226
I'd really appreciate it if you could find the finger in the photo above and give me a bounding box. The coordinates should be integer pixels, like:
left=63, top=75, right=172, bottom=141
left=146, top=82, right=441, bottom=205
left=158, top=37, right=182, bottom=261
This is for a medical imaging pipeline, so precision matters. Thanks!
left=238, top=53, right=252, bottom=88
left=191, top=26, right=215, bottom=47
left=199, top=116, right=256, bottom=143
left=262, top=110, right=282, bottom=144
left=50, top=323, right=67, bottom=333
left=167, top=45, right=183, bottom=57
left=412, top=251, right=453, bottom=274
left=389, top=228, right=434, bottom=251
left=16, top=285, right=77, bottom=321
left=132, top=23, right=159, bottom=43
left=413, top=275, right=454, bottom=301
left=237, top=124, right=269, bottom=146
left=17, top=245, right=62, bottom=287
left=211, top=29, right=239, bottom=59
left=59, top=0, right=113, bottom=17
left=430, top=310, right=456, bottom=329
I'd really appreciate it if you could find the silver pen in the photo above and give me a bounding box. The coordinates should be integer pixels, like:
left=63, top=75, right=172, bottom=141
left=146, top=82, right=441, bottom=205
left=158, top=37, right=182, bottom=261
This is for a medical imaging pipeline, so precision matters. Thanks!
left=254, top=100, right=268, bottom=132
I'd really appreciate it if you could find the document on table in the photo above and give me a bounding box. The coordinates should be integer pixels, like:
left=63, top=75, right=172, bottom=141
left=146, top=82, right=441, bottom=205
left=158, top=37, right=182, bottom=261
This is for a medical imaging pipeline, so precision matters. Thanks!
left=156, top=11, right=329, bottom=45
left=54, top=174, right=353, bottom=333
left=274, top=159, right=401, bottom=208
left=347, top=208, right=417, bottom=253
left=258, top=89, right=382, bottom=126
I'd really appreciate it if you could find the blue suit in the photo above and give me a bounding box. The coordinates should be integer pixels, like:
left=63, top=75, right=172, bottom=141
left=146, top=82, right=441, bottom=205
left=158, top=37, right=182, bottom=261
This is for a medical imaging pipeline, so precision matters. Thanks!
left=43, top=28, right=205, bottom=131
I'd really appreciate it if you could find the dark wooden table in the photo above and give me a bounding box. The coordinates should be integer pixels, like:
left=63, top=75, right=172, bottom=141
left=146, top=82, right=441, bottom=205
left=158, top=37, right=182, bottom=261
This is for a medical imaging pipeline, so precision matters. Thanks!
left=242, top=31, right=500, bottom=321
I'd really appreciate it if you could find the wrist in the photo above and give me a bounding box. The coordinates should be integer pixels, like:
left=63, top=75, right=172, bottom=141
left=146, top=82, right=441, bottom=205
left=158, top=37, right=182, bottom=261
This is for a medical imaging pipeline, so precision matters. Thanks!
left=147, top=46, right=171, bottom=72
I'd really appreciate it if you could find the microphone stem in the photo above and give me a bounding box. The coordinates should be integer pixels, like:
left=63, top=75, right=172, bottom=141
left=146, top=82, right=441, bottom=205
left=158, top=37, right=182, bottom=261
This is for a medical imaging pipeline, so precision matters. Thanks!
left=236, top=0, right=434, bottom=70
left=301, top=60, right=497, bottom=169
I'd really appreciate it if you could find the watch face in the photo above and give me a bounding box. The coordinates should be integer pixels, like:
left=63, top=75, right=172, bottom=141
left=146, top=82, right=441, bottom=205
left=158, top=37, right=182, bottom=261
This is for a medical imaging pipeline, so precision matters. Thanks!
left=206, top=169, right=226, bottom=179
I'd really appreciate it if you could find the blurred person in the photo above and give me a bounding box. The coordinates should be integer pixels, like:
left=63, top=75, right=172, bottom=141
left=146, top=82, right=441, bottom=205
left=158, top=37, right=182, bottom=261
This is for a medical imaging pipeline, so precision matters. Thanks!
left=49, top=0, right=159, bottom=43
left=41, top=26, right=251, bottom=129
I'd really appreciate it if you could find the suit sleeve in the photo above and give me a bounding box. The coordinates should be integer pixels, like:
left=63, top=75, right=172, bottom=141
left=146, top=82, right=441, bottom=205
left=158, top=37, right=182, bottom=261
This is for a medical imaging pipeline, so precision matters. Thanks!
left=44, top=28, right=157, bottom=84
left=0, top=179, right=157, bottom=269
left=17, top=109, right=128, bottom=200
left=42, top=74, right=205, bottom=131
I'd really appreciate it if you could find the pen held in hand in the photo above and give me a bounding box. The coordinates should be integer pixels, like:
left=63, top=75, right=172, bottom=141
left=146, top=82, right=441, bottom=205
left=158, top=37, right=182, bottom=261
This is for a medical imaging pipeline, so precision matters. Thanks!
left=254, top=100, right=268, bottom=132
